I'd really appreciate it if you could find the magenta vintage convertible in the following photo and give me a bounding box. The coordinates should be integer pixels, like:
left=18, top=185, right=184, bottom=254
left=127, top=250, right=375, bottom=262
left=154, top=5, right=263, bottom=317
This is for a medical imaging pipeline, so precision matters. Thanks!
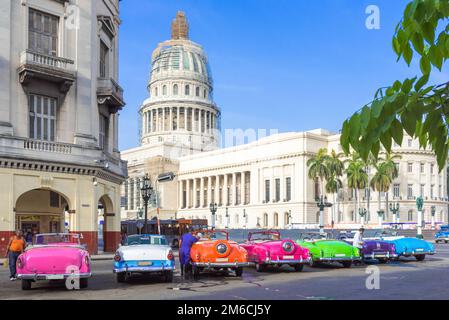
left=16, top=233, right=91, bottom=290
left=240, top=230, right=311, bottom=272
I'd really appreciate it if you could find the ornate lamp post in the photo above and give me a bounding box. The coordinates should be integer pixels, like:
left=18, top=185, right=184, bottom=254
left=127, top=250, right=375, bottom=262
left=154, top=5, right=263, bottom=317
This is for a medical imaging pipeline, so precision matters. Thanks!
left=243, top=208, right=247, bottom=228
left=225, top=207, right=230, bottom=229
left=377, top=210, right=385, bottom=229
left=209, top=202, right=218, bottom=229
left=389, top=202, right=400, bottom=225
left=140, top=174, right=153, bottom=234
left=431, top=205, right=436, bottom=230
left=416, top=196, right=424, bottom=239
left=316, top=195, right=332, bottom=234
left=358, top=208, right=367, bottom=226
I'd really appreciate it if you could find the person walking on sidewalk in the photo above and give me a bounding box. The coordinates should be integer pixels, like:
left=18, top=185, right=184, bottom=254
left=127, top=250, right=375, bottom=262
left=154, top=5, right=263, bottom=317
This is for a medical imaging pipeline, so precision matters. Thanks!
left=5, top=230, right=26, bottom=281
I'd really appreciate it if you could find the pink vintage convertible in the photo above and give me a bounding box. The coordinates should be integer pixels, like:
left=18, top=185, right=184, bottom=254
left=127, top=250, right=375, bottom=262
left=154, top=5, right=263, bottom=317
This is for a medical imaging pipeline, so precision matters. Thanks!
left=240, top=230, right=311, bottom=272
left=16, top=233, right=91, bottom=290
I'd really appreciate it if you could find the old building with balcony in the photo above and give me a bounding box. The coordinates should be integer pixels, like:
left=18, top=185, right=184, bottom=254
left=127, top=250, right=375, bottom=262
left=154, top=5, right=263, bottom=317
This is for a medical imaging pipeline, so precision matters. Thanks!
left=0, top=0, right=126, bottom=254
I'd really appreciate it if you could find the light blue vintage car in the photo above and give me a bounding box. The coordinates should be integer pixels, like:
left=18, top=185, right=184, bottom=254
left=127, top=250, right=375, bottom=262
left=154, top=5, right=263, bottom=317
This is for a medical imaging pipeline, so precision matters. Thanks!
left=435, top=225, right=449, bottom=243
left=113, top=234, right=175, bottom=283
left=371, top=231, right=435, bottom=261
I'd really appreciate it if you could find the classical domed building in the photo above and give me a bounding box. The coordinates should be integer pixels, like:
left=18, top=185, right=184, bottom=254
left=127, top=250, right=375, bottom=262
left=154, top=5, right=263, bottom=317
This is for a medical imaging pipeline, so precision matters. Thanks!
left=121, top=12, right=220, bottom=219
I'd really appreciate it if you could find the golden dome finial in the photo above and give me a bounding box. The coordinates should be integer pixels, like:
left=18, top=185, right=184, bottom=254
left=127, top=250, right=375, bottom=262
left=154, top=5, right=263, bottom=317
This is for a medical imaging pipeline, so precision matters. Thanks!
left=171, top=11, right=189, bottom=40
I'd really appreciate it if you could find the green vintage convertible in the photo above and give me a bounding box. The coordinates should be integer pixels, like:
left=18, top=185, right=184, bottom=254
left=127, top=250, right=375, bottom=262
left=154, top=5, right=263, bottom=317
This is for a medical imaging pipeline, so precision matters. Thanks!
left=296, top=232, right=361, bottom=268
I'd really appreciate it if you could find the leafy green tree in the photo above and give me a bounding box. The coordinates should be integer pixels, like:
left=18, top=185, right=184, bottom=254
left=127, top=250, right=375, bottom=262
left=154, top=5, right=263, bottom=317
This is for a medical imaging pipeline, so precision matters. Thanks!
left=341, top=0, right=449, bottom=171
left=370, top=161, right=394, bottom=218
left=345, top=155, right=369, bottom=223
left=307, top=148, right=331, bottom=197
left=326, top=150, right=345, bottom=224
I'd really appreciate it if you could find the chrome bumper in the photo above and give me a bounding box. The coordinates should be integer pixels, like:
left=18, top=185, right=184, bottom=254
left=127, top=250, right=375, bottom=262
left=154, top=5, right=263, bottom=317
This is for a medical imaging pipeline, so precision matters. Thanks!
left=113, top=266, right=175, bottom=273
left=317, top=257, right=362, bottom=262
left=192, top=262, right=250, bottom=268
left=17, top=273, right=91, bottom=280
left=364, top=252, right=398, bottom=259
left=260, top=258, right=312, bottom=265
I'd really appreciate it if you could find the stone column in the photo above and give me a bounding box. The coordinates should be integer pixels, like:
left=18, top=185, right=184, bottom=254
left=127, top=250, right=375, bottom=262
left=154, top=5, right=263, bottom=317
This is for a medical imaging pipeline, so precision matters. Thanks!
left=193, top=178, right=198, bottom=208
left=178, top=180, right=184, bottom=208
left=176, top=107, right=180, bottom=130
left=170, top=107, right=173, bottom=131
left=223, top=174, right=228, bottom=206
left=162, top=108, right=166, bottom=131
left=232, top=173, right=237, bottom=206
left=241, top=172, right=246, bottom=205
left=186, top=179, right=190, bottom=208
left=215, top=175, right=220, bottom=205
left=200, top=178, right=205, bottom=207
left=207, top=176, right=212, bottom=206
left=184, top=108, right=188, bottom=130
left=0, top=0, right=12, bottom=135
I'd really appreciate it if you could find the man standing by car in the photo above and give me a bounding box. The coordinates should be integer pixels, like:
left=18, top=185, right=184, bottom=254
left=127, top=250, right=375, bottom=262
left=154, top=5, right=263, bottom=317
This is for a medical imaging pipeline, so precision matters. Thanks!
left=179, top=231, right=201, bottom=277
left=5, top=230, right=26, bottom=281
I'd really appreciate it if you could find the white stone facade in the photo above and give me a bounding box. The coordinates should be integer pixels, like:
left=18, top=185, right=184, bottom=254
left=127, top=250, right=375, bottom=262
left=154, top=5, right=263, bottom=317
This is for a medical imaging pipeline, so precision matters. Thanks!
left=0, top=0, right=126, bottom=254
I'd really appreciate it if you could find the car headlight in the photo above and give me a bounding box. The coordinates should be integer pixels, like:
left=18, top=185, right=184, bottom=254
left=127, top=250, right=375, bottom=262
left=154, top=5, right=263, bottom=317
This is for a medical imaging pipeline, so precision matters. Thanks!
left=216, top=243, right=228, bottom=254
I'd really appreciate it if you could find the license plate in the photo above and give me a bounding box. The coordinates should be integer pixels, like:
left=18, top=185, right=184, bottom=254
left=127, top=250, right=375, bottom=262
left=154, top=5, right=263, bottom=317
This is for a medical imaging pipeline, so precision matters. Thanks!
left=138, top=261, right=153, bottom=266
left=283, top=255, right=294, bottom=260
left=416, top=249, right=424, bottom=252
left=216, top=258, right=228, bottom=263
left=335, top=254, right=346, bottom=257
left=46, top=275, right=64, bottom=280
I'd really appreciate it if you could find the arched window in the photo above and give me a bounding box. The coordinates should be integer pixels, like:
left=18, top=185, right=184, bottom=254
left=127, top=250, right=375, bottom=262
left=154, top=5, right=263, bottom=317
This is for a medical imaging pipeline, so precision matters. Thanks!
left=274, top=213, right=279, bottom=227
left=154, top=87, right=158, bottom=97
left=263, top=213, right=268, bottom=227
left=185, top=85, right=190, bottom=96
left=195, top=87, right=200, bottom=97
left=173, top=84, right=178, bottom=95
left=284, top=212, right=289, bottom=226
left=162, top=85, right=167, bottom=96
left=204, top=89, right=207, bottom=99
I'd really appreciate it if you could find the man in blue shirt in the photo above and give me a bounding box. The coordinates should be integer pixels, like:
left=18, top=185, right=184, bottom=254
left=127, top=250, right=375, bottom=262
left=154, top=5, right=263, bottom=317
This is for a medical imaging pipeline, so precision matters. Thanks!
left=179, top=231, right=201, bottom=277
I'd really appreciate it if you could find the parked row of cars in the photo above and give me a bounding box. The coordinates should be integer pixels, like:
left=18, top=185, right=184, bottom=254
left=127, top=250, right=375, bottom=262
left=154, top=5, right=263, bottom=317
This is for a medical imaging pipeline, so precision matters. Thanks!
left=14, top=228, right=437, bottom=290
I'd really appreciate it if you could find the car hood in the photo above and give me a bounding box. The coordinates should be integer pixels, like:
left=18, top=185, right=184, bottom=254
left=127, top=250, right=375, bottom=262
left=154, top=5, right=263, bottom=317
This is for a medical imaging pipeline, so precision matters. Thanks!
left=118, top=245, right=170, bottom=261
left=386, top=237, right=435, bottom=252
left=363, top=240, right=395, bottom=252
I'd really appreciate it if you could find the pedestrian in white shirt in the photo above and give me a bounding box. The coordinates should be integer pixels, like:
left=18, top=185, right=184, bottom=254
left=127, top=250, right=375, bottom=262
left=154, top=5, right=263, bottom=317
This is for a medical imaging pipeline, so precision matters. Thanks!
left=353, top=227, right=365, bottom=249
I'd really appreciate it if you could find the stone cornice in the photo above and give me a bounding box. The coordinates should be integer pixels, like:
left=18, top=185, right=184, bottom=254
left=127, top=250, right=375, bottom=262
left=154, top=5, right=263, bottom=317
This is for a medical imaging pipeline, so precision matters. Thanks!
left=141, top=99, right=220, bottom=114
left=0, top=157, right=125, bottom=185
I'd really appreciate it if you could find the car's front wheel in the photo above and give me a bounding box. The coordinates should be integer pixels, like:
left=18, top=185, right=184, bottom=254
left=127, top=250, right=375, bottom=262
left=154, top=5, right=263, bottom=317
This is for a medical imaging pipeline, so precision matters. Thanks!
left=116, top=272, right=126, bottom=283
left=341, top=261, right=352, bottom=268
left=80, top=278, right=88, bottom=289
left=415, top=254, right=426, bottom=261
left=164, top=270, right=174, bottom=282
left=235, top=267, right=243, bottom=277
left=21, top=279, right=32, bottom=291
left=293, top=264, right=304, bottom=272
left=192, top=265, right=200, bottom=280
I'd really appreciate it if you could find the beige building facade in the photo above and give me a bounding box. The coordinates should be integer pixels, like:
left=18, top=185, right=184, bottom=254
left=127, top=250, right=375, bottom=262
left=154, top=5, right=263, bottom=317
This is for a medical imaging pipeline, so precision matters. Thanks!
left=0, top=0, right=126, bottom=254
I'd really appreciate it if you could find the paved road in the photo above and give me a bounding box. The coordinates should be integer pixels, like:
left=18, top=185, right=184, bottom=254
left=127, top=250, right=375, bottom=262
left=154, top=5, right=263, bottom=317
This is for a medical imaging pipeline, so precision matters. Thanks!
left=1, top=244, right=449, bottom=300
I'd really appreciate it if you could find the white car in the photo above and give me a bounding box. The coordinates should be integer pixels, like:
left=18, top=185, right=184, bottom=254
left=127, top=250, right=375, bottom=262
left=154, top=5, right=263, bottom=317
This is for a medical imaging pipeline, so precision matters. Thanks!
left=113, top=234, right=175, bottom=283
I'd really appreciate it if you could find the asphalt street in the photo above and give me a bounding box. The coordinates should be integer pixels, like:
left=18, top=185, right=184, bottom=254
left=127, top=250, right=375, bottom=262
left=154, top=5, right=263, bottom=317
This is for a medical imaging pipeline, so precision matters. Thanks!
left=1, top=243, right=448, bottom=300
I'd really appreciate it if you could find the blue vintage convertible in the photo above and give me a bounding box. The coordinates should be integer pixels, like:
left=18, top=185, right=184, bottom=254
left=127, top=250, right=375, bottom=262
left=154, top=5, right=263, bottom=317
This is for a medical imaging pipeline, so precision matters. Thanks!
left=370, top=231, right=435, bottom=261
left=435, top=225, right=449, bottom=244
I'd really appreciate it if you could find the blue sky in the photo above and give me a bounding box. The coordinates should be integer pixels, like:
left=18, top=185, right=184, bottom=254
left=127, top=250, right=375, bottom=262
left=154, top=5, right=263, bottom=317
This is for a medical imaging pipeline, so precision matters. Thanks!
left=118, top=0, right=445, bottom=151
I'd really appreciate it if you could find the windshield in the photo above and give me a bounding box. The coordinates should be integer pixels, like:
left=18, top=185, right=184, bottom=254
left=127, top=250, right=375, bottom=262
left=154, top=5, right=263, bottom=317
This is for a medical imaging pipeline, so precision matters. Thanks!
left=300, top=233, right=327, bottom=241
left=199, top=231, right=228, bottom=241
left=34, top=234, right=80, bottom=245
left=126, top=235, right=167, bottom=246
left=440, top=226, right=449, bottom=231
left=250, top=233, right=280, bottom=241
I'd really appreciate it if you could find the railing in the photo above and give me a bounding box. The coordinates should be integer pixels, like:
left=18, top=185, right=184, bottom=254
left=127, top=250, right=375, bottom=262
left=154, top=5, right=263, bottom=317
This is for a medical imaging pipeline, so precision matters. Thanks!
left=97, top=77, right=124, bottom=99
left=20, top=50, right=75, bottom=72
left=23, top=139, right=72, bottom=154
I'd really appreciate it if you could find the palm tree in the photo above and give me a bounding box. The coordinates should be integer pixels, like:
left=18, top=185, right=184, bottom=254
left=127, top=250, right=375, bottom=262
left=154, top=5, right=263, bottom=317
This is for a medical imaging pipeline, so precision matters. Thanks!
left=370, top=161, right=394, bottom=227
left=381, top=153, right=402, bottom=218
left=326, top=150, right=344, bottom=225
left=307, top=148, right=331, bottom=231
left=345, top=155, right=368, bottom=225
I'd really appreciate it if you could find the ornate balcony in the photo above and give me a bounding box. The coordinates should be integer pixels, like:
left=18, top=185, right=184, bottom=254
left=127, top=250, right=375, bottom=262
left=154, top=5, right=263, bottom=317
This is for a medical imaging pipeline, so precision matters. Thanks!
left=18, top=50, right=76, bottom=93
left=97, top=77, right=125, bottom=113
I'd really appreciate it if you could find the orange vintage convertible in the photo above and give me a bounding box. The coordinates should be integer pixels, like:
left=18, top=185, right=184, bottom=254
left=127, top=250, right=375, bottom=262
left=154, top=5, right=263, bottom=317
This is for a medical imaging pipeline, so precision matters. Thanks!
left=190, top=230, right=249, bottom=278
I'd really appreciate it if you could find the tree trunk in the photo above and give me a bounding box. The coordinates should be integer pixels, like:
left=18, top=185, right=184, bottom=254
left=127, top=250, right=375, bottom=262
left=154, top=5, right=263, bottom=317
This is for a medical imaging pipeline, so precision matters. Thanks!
left=353, top=188, right=357, bottom=223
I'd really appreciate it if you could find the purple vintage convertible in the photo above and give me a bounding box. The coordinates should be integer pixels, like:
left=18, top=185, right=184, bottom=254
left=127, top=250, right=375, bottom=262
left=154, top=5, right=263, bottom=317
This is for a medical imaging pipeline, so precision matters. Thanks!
left=339, top=231, right=397, bottom=263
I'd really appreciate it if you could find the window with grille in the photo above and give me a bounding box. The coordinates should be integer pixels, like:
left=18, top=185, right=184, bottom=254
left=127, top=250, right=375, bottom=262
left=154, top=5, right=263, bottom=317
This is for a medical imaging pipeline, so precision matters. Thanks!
left=29, top=94, right=56, bottom=141
left=99, top=41, right=109, bottom=78
left=407, top=184, right=413, bottom=199
left=50, top=191, right=60, bottom=208
left=28, top=9, right=58, bottom=56
left=99, top=114, right=108, bottom=150
left=285, top=177, right=291, bottom=201
left=407, top=163, right=413, bottom=173
left=393, top=184, right=400, bottom=198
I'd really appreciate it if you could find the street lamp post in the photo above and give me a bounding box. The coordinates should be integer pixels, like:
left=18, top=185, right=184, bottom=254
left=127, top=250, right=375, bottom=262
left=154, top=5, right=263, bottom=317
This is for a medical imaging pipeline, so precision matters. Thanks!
left=140, top=174, right=153, bottom=234
left=225, top=207, right=230, bottom=229
left=209, top=202, right=218, bottom=229
left=416, top=197, right=424, bottom=239
left=317, top=195, right=332, bottom=234
left=431, top=205, right=436, bottom=230
left=389, top=202, right=400, bottom=225
left=358, top=208, right=367, bottom=226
